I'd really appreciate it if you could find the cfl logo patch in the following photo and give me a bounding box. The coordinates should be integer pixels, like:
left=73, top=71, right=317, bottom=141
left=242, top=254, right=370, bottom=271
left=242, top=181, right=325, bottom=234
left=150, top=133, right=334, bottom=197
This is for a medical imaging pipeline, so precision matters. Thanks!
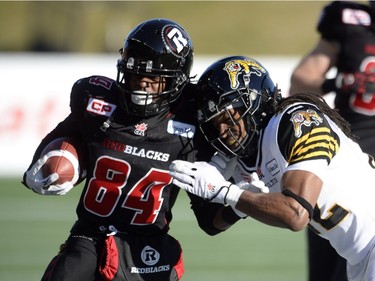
left=86, top=98, right=116, bottom=117
left=141, top=246, right=160, bottom=266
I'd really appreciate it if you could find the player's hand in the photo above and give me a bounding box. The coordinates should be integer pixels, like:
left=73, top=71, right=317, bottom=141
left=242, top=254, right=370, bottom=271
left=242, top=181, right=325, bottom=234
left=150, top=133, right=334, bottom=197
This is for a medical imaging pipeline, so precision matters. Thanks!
left=24, top=154, right=74, bottom=196
left=41, top=181, right=75, bottom=196
left=209, top=152, right=237, bottom=180
left=209, top=153, right=249, bottom=217
left=237, top=172, right=269, bottom=193
left=169, top=160, right=244, bottom=207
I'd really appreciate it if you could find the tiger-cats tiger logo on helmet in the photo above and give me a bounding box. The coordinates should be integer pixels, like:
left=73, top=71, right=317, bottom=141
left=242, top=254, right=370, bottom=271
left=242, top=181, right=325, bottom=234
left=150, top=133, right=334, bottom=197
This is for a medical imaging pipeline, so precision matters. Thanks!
left=224, top=59, right=266, bottom=89
left=290, top=109, right=323, bottom=138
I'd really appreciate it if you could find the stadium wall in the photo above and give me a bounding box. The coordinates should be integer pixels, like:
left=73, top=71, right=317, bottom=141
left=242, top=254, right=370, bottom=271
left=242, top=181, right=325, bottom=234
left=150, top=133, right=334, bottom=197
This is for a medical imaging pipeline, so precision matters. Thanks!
left=1, top=54, right=307, bottom=176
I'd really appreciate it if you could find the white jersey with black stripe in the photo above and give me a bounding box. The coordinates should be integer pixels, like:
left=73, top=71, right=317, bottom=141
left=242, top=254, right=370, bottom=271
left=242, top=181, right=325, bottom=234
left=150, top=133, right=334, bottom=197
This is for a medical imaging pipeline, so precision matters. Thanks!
left=231, top=102, right=375, bottom=265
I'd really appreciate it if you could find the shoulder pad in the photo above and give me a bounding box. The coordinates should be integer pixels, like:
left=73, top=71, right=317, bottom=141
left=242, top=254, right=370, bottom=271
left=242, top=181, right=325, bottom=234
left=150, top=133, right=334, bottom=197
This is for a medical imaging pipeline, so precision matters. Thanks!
left=72, top=76, right=117, bottom=95
left=70, top=75, right=120, bottom=115
left=277, top=103, right=338, bottom=165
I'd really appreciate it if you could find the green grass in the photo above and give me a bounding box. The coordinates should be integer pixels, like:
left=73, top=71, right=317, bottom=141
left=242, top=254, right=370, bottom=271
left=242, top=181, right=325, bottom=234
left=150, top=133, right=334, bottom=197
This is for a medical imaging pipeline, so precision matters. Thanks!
left=0, top=178, right=307, bottom=281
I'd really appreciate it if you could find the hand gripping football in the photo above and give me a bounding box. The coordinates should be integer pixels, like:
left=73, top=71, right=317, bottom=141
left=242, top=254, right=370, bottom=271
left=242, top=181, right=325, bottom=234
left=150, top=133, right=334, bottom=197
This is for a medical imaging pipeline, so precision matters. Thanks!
left=41, top=137, right=85, bottom=185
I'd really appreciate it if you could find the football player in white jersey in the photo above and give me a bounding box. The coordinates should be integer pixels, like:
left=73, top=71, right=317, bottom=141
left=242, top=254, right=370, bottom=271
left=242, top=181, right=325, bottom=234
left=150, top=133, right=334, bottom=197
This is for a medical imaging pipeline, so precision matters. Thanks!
left=169, top=56, right=375, bottom=281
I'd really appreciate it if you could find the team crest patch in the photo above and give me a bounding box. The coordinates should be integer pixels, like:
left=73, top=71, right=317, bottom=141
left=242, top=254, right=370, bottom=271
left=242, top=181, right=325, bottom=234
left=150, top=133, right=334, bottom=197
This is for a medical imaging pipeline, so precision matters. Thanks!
left=167, top=120, right=195, bottom=138
left=290, top=109, right=323, bottom=138
left=134, top=123, right=148, bottom=136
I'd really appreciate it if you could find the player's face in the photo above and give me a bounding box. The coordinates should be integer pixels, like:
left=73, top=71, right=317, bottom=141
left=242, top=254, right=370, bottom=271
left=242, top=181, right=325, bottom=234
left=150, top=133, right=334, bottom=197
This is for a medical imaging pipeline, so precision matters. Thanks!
left=127, top=74, right=168, bottom=107
left=129, top=75, right=166, bottom=94
left=211, top=108, right=248, bottom=150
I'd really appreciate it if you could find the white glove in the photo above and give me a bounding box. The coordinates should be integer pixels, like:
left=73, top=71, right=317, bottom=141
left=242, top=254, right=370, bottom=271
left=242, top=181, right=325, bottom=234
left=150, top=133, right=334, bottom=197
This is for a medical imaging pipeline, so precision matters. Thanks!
left=209, top=153, right=249, bottom=217
left=228, top=172, right=268, bottom=218
left=24, top=152, right=77, bottom=196
left=209, top=152, right=237, bottom=180
left=237, top=172, right=269, bottom=193
left=169, top=160, right=244, bottom=207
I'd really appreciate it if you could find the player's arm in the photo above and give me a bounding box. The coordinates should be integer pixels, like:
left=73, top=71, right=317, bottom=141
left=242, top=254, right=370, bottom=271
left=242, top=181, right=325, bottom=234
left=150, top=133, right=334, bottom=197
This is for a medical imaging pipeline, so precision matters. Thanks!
left=26, top=114, right=80, bottom=168
left=187, top=150, right=243, bottom=234
left=22, top=114, right=82, bottom=194
left=289, top=1, right=345, bottom=96
left=187, top=131, right=244, bottom=234
left=171, top=160, right=319, bottom=232
left=290, top=38, right=338, bottom=96
left=26, top=76, right=88, bottom=168
left=235, top=170, right=321, bottom=231
left=23, top=78, right=84, bottom=195
left=188, top=192, right=243, bottom=235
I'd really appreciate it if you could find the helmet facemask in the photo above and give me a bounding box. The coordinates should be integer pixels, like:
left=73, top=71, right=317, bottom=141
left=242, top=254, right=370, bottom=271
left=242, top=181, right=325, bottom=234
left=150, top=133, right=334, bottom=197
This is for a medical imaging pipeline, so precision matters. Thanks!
left=117, top=57, right=187, bottom=116
left=198, top=87, right=263, bottom=158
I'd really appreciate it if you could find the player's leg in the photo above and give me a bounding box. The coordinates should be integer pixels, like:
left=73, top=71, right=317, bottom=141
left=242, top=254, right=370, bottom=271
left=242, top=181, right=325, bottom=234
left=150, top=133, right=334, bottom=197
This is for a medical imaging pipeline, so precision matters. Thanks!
left=41, top=236, right=99, bottom=281
left=307, top=229, right=348, bottom=281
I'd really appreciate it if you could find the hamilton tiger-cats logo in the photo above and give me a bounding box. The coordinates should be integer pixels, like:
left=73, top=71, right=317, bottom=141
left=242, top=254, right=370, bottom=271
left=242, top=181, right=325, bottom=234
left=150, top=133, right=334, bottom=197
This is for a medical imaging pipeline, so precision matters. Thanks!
left=290, top=109, right=323, bottom=138
left=224, top=58, right=266, bottom=89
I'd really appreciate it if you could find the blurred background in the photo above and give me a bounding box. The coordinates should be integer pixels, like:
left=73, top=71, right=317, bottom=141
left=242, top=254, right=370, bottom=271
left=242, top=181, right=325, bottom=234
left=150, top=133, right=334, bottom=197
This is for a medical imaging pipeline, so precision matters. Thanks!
left=0, top=1, right=324, bottom=54
left=0, top=1, right=336, bottom=281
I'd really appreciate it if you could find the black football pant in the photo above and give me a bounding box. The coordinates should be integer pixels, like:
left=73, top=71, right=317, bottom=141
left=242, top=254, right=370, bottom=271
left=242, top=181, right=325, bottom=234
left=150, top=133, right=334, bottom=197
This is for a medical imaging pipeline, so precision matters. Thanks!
left=40, top=231, right=183, bottom=281
left=41, top=236, right=101, bottom=281
left=307, top=229, right=348, bottom=281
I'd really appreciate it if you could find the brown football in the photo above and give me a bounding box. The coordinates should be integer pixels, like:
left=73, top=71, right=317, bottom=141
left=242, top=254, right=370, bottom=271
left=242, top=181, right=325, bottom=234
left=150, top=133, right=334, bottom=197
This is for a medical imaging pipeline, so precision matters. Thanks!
left=41, top=137, right=84, bottom=185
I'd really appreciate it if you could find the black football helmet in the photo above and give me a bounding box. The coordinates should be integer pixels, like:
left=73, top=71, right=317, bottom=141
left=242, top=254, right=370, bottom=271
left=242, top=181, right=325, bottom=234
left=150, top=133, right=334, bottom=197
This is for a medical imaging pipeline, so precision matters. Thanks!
left=196, top=56, right=281, bottom=158
left=116, top=18, right=194, bottom=116
left=369, top=1, right=375, bottom=15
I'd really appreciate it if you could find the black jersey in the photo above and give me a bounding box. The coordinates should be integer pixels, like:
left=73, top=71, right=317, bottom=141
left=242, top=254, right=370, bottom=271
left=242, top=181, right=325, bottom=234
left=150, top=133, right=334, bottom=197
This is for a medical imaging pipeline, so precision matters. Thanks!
left=26, top=75, right=215, bottom=235
left=318, top=1, right=375, bottom=156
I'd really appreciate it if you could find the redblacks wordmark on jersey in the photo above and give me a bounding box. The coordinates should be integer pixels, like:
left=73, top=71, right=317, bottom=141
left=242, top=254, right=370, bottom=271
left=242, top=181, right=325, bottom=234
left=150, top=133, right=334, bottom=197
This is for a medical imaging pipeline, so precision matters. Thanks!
left=103, top=138, right=170, bottom=162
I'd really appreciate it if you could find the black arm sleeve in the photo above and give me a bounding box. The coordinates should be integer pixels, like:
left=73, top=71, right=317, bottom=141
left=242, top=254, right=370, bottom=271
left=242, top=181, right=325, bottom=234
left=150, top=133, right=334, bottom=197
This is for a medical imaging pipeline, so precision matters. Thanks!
left=188, top=192, right=241, bottom=236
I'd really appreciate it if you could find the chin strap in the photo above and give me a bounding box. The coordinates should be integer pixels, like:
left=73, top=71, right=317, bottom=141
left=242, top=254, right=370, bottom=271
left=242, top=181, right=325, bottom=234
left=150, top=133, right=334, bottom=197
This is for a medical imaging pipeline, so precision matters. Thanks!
left=100, top=110, right=116, bottom=132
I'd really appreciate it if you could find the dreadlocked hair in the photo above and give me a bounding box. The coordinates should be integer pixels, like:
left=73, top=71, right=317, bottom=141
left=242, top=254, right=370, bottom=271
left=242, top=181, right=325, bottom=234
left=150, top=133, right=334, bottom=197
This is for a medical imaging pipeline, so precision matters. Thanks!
left=277, top=92, right=356, bottom=140
left=261, top=84, right=282, bottom=120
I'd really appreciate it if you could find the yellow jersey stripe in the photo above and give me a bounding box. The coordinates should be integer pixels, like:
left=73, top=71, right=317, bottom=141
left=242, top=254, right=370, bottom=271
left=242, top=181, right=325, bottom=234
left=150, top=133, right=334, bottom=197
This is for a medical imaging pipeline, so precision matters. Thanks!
left=289, top=127, right=339, bottom=164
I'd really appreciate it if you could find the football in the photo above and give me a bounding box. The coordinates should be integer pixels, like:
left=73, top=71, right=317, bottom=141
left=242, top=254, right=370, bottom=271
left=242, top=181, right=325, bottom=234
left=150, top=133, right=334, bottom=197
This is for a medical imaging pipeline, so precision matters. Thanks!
left=41, top=137, right=85, bottom=185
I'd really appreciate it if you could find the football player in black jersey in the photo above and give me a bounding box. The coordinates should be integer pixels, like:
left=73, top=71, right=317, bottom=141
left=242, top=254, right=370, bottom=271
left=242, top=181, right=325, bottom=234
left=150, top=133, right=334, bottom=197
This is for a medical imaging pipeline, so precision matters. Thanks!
left=22, top=19, right=242, bottom=281
left=290, top=1, right=375, bottom=280
left=170, top=55, right=375, bottom=281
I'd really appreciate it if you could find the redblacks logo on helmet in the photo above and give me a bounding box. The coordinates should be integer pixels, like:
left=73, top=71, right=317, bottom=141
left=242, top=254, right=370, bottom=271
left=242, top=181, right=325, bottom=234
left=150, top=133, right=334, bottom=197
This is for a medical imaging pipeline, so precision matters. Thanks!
left=161, top=25, right=191, bottom=58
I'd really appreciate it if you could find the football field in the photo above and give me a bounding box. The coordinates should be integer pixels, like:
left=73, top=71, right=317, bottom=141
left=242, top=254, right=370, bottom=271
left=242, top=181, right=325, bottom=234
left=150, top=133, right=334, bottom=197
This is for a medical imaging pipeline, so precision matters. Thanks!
left=0, top=177, right=307, bottom=281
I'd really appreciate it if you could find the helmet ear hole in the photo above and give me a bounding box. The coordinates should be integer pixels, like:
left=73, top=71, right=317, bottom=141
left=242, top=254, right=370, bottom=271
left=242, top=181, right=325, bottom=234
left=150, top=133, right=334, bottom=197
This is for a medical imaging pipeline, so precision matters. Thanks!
left=116, top=18, right=194, bottom=117
left=197, top=56, right=280, bottom=158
